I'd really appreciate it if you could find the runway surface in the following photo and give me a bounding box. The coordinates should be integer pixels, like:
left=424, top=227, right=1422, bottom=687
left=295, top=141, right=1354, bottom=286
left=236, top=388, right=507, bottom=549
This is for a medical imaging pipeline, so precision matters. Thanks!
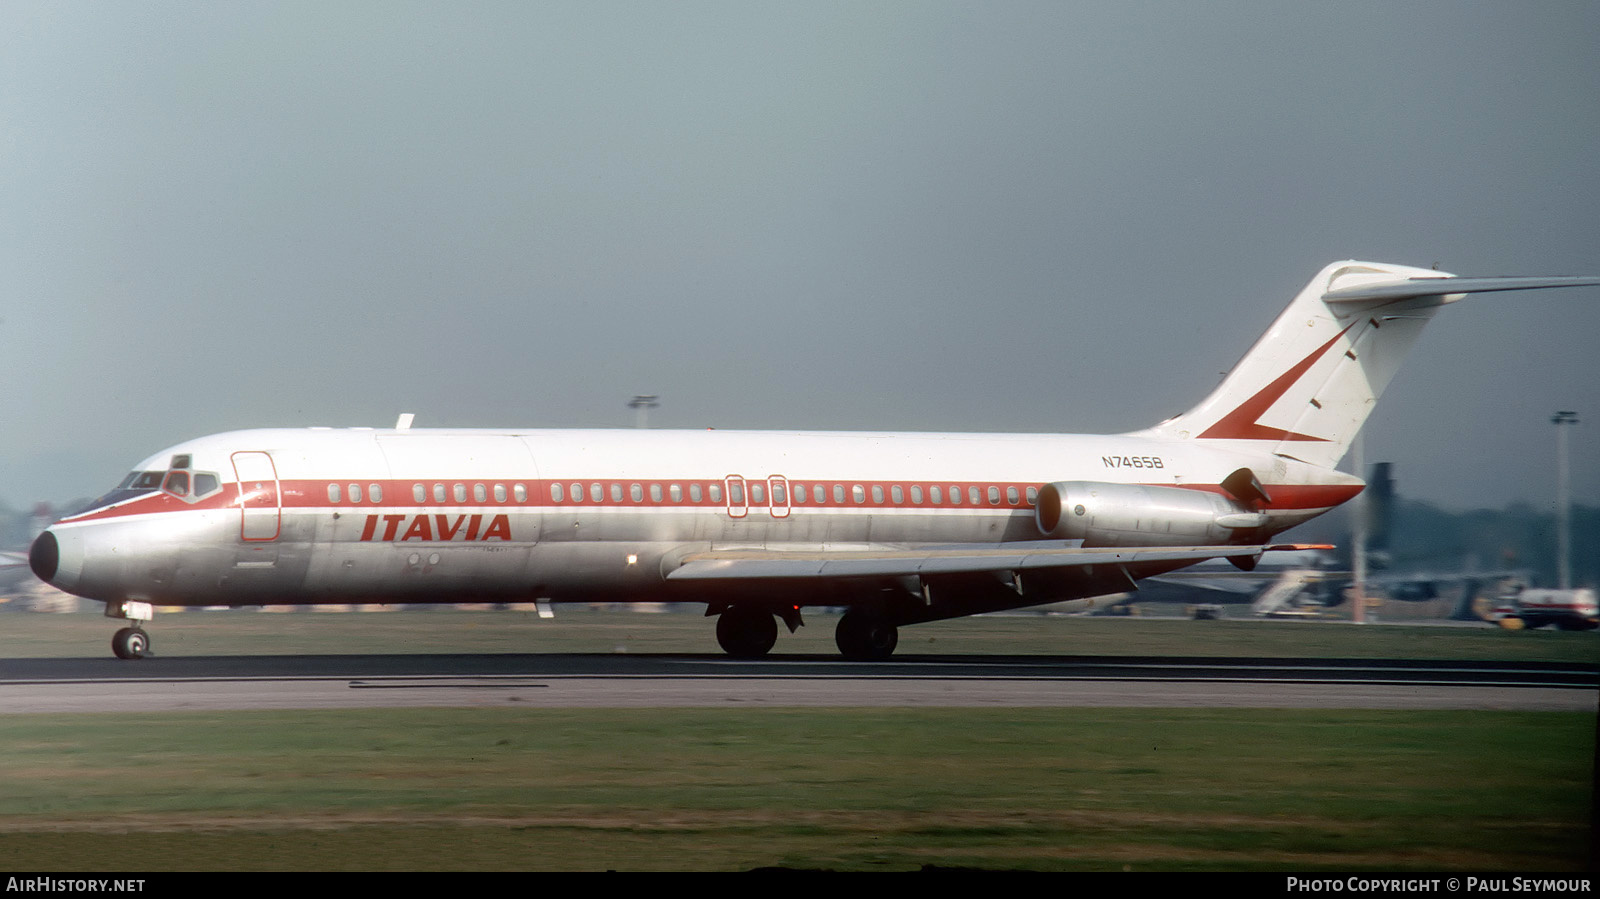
left=1, top=654, right=1594, bottom=713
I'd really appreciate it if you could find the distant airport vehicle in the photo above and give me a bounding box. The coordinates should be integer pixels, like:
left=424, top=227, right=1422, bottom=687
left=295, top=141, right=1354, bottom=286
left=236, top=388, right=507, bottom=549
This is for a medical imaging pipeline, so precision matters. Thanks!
left=1489, top=586, right=1599, bottom=631
left=28, top=262, right=1599, bottom=659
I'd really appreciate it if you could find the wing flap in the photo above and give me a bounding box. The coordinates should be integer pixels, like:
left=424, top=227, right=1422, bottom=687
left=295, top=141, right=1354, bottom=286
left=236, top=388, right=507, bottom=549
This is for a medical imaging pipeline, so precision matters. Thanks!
left=667, top=543, right=1316, bottom=581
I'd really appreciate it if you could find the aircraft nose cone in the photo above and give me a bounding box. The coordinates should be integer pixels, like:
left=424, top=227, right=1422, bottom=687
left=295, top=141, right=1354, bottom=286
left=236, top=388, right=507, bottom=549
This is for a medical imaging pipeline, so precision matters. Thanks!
left=29, top=530, right=58, bottom=583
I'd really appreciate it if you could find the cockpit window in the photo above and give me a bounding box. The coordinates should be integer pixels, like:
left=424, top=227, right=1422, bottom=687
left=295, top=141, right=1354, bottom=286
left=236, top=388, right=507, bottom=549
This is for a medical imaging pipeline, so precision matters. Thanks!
left=156, top=468, right=222, bottom=503
left=70, top=463, right=221, bottom=516
left=68, top=470, right=168, bottom=516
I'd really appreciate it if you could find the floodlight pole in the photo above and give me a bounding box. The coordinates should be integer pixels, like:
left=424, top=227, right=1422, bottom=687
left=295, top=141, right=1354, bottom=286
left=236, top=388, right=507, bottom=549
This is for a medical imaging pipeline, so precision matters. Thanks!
left=1552, top=411, right=1578, bottom=589
left=1351, top=430, right=1367, bottom=624
left=629, top=395, right=659, bottom=429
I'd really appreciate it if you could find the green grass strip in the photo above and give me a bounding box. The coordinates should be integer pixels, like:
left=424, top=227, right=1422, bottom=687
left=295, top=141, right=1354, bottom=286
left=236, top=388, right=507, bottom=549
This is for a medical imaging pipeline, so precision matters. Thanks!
left=0, top=707, right=1590, bottom=871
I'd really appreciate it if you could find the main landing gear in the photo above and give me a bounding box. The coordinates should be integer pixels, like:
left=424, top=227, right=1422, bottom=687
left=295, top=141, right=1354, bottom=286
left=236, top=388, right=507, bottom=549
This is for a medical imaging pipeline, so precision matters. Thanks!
left=105, top=600, right=155, bottom=660
left=715, top=605, right=780, bottom=659
left=713, top=604, right=902, bottom=661
left=834, top=609, right=898, bottom=661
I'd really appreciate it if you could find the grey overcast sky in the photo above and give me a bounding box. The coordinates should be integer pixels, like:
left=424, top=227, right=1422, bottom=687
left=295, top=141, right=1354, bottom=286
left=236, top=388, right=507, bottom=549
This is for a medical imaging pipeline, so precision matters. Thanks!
left=3, top=1, right=1597, bottom=511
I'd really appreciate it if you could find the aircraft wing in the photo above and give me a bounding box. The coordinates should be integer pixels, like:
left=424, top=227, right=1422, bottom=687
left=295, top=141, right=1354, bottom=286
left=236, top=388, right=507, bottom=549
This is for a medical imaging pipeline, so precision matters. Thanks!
left=666, top=542, right=1318, bottom=581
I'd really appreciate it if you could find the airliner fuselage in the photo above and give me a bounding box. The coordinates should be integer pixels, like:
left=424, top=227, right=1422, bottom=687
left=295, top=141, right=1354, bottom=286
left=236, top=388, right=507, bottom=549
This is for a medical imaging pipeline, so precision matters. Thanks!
left=36, top=426, right=1356, bottom=611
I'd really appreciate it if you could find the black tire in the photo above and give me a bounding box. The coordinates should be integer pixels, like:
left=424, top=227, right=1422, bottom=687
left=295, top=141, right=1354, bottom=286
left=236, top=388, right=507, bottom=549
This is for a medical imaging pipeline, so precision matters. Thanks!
left=835, top=610, right=898, bottom=661
left=112, top=627, right=149, bottom=660
left=716, top=606, right=778, bottom=659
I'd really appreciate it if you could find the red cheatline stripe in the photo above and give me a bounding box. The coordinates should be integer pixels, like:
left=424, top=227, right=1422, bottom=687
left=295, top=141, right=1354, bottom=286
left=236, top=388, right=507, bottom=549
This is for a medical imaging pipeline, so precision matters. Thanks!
left=56, top=476, right=1360, bottom=525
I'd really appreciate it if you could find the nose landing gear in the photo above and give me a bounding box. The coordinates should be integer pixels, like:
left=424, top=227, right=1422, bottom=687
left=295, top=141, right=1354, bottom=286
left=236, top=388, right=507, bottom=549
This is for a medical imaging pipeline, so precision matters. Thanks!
left=105, top=600, right=155, bottom=660
left=112, top=627, right=150, bottom=660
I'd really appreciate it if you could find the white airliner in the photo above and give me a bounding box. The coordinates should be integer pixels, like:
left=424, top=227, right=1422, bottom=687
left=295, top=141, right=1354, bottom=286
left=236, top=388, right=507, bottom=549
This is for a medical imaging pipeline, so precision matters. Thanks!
left=29, top=261, right=1598, bottom=660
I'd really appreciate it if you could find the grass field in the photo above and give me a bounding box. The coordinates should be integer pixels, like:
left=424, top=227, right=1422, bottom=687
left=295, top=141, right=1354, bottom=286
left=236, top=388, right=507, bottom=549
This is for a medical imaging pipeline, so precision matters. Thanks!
left=0, top=608, right=1594, bottom=871
left=1, top=707, right=1593, bottom=871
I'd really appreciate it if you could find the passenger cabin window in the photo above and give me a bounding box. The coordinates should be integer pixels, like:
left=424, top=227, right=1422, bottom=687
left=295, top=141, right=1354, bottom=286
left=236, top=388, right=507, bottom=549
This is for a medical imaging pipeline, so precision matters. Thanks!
left=495, top=484, right=508, bottom=502
left=833, top=484, right=845, bottom=504
left=590, top=483, right=604, bottom=502
left=414, top=484, right=426, bottom=503
left=433, top=484, right=446, bottom=503
left=1026, top=486, right=1038, bottom=505
left=474, top=484, right=487, bottom=503
left=988, top=486, right=1001, bottom=505
left=610, top=484, right=623, bottom=502
left=669, top=484, right=682, bottom=502
left=349, top=483, right=363, bottom=503
left=930, top=485, right=943, bottom=503
left=709, top=484, right=723, bottom=503
left=871, top=485, right=884, bottom=503
left=453, top=484, right=467, bottom=503
left=327, top=483, right=341, bottom=503
left=852, top=485, right=865, bottom=504
left=551, top=483, right=564, bottom=502
left=814, top=484, right=825, bottom=503
left=630, top=483, right=643, bottom=502
left=370, top=484, right=383, bottom=503
left=650, top=484, right=663, bottom=502
left=910, top=485, right=923, bottom=504
left=565, top=483, right=579, bottom=503
left=770, top=482, right=786, bottom=505
left=969, top=486, right=981, bottom=505
left=690, top=484, right=703, bottom=503
left=513, top=483, right=527, bottom=503
left=749, top=483, right=764, bottom=505
left=891, top=485, right=903, bottom=504
left=1006, top=486, right=1019, bottom=505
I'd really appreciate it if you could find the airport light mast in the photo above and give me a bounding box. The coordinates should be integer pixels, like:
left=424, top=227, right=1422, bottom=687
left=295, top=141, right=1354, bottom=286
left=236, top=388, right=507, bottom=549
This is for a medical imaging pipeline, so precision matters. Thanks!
left=1351, top=431, right=1367, bottom=624
left=1552, top=411, right=1578, bottom=589
left=629, top=394, right=659, bottom=429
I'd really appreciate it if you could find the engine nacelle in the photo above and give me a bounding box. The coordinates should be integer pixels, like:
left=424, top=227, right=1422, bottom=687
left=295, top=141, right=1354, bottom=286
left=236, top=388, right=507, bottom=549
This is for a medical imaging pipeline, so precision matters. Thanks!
left=1035, top=481, right=1266, bottom=546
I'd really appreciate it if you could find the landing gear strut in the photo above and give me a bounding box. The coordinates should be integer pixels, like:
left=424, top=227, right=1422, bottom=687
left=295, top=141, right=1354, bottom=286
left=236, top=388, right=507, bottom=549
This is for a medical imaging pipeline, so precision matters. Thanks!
left=716, top=605, right=778, bottom=659
left=835, top=609, right=898, bottom=661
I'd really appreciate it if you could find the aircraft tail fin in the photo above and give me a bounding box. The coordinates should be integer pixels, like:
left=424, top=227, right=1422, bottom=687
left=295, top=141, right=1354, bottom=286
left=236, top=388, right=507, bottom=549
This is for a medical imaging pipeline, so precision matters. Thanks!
left=1140, top=261, right=1599, bottom=469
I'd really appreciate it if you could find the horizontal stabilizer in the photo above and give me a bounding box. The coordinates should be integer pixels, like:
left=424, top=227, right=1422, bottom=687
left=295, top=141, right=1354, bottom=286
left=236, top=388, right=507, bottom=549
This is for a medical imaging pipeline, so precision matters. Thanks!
left=1323, top=275, right=1600, bottom=305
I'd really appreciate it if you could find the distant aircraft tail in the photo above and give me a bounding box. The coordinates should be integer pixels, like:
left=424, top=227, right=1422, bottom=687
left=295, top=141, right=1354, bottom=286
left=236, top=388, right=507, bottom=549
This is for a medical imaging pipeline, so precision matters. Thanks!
left=1140, top=261, right=1599, bottom=469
